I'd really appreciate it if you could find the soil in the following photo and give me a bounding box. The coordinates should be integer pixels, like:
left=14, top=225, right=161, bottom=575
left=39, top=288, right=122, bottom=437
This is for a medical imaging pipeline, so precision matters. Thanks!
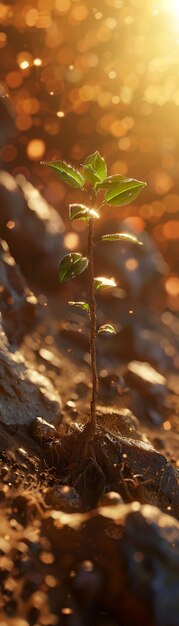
left=0, top=194, right=179, bottom=625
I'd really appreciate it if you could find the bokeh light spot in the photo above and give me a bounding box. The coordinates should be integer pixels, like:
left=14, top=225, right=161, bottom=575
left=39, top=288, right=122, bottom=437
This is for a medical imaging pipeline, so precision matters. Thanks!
left=165, top=276, right=179, bottom=297
left=27, top=139, right=46, bottom=160
left=64, top=232, right=80, bottom=250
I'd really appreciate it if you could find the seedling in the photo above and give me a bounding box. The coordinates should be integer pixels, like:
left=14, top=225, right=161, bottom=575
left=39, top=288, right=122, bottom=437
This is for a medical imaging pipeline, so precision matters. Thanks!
left=41, top=152, right=146, bottom=503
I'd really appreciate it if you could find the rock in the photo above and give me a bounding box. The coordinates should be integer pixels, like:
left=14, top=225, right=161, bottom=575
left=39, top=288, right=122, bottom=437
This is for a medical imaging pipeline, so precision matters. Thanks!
left=121, top=504, right=179, bottom=626
left=73, top=559, right=104, bottom=604
left=125, top=361, right=167, bottom=423
left=60, top=320, right=89, bottom=351
left=117, top=323, right=167, bottom=365
left=44, top=502, right=179, bottom=626
left=45, top=484, right=82, bottom=512
left=0, top=239, right=39, bottom=345
left=98, top=371, right=127, bottom=401
left=0, top=171, right=65, bottom=289
left=0, top=321, right=61, bottom=425
left=31, top=415, right=57, bottom=441
left=96, top=322, right=169, bottom=369
left=146, top=408, right=164, bottom=426
left=96, top=224, right=167, bottom=301
left=0, top=93, right=14, bottom=150
left=98, top=491, right=124, bottom=507
left=125, top=361, right=166, bottom=401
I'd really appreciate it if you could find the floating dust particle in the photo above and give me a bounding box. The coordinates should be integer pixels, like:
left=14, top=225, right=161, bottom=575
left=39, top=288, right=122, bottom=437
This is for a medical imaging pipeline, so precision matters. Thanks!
left=57, top=110, right=65, bottom=117
left=19, top=60, right=30, bottom=69
left=33, top=58, right=42, bottom=66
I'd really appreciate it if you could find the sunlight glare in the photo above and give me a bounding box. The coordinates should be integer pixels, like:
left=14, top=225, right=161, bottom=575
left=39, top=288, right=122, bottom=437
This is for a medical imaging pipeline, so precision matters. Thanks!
left=171, top=0, right=179, bottom=17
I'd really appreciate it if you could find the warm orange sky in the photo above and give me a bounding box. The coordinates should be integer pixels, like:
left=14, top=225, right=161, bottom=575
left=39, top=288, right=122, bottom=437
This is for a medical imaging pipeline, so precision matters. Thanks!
left=0, top=0, right=179, bottom=310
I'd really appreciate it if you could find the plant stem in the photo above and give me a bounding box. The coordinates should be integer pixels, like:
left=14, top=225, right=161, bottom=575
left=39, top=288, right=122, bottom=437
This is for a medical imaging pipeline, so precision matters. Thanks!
left=88, top=217, right=98, bottom=435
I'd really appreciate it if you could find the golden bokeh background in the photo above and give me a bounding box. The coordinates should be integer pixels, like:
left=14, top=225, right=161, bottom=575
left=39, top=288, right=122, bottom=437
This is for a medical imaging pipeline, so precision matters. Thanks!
left=0, top=0, right=179, bottom=313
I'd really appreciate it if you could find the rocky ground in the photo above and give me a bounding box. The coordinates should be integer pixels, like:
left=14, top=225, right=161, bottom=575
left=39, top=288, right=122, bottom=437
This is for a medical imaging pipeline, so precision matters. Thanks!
left=0, top=174, right=179, bottom=626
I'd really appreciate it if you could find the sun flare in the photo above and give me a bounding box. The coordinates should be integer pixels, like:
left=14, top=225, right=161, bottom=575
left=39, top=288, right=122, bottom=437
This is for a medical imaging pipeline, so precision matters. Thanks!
left=171, top=0, right=179, bottom=17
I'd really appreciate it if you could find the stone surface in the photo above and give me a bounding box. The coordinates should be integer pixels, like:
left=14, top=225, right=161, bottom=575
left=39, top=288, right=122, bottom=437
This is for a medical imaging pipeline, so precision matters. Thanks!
left=0, top=170, right=65, bottom=288
left=0, top=239, right=39, bottom=344
left=0, top=95, right=14, bottom=150
left=0, top=321, right=61, bottom=425
left=96, top=224, right=167, bottom=300
left=44, top=502, right=179, bottom=626
left=116, top=323, right=167, bottom=365
left=125, top=360, right=167, bottom=424
left=126, top=361, right=166, bottom=399
left=121, top=504, right=179, bottom=626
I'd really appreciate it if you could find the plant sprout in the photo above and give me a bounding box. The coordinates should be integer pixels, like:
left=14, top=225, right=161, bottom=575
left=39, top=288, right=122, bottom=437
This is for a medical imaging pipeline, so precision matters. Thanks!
left=42, top=152, right=146, bottom=441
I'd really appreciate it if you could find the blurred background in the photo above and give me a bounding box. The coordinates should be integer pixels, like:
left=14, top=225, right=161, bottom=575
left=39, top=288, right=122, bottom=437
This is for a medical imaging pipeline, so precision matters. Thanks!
left=0, top=0, right=179, bottom=340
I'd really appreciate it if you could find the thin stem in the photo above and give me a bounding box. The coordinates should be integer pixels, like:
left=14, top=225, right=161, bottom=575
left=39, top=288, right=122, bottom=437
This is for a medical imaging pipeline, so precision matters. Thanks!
left=88, top=217, right=98, bottom=435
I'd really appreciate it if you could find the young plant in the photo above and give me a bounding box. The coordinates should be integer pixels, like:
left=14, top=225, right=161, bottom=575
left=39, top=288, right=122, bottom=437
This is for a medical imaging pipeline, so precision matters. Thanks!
left=42, top=152, right=146, bottom=440
left=43, top=152, right=146, bottom=504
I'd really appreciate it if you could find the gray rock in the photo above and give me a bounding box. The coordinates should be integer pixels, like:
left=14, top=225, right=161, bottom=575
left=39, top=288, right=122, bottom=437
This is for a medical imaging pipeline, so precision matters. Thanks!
left=0, top=171, right=65, bottom=288
left=0, top=239, right=39, bottom=345
left=0, top=94, right=14, bottom=150
left=121, top=503, right=179, bottom=626
left=96, top=224, right=167, bottom=300
left=0, top=320, right=61, bottom=425
left=126, top=361, right=166, bottom=400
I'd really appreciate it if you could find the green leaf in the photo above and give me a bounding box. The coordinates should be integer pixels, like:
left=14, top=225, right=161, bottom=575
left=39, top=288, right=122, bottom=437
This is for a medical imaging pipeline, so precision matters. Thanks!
left=41, top=160, right=85, bottom=189
left=82, top=151, right=107, bottom=185
left=96, top=174, right=126, bottom=190
left=68, top=301, right=89, bottom=312
left=98, top=324, right=116, bottom=335
left=100, top=232, right=143, bottom=246
left=94, top=276, right=117, bottom=290
left=105, top=178, right=147, bottom=206
left=69, top=203, right=99, bottom=221
left=59, top=253, right=88, bottom=283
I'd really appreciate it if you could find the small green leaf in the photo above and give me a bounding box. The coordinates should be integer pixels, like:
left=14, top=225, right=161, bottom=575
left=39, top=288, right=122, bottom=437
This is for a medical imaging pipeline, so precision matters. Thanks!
left=82, top=151, right=107, bottom=185
left=100, top=232, right=143, bottom=246
left=69, top=203, right=99, bottom=221
left=98, top=324, right=116, bottom=335
left=105, top=178, right=147, bottom=206
left=94, top=276, right=117, bottom=290
left=41, top=160, right=85, bottom=189
left=68, top=301, right=89, bottom=312
left=59, top=253, right=88, bottom=283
